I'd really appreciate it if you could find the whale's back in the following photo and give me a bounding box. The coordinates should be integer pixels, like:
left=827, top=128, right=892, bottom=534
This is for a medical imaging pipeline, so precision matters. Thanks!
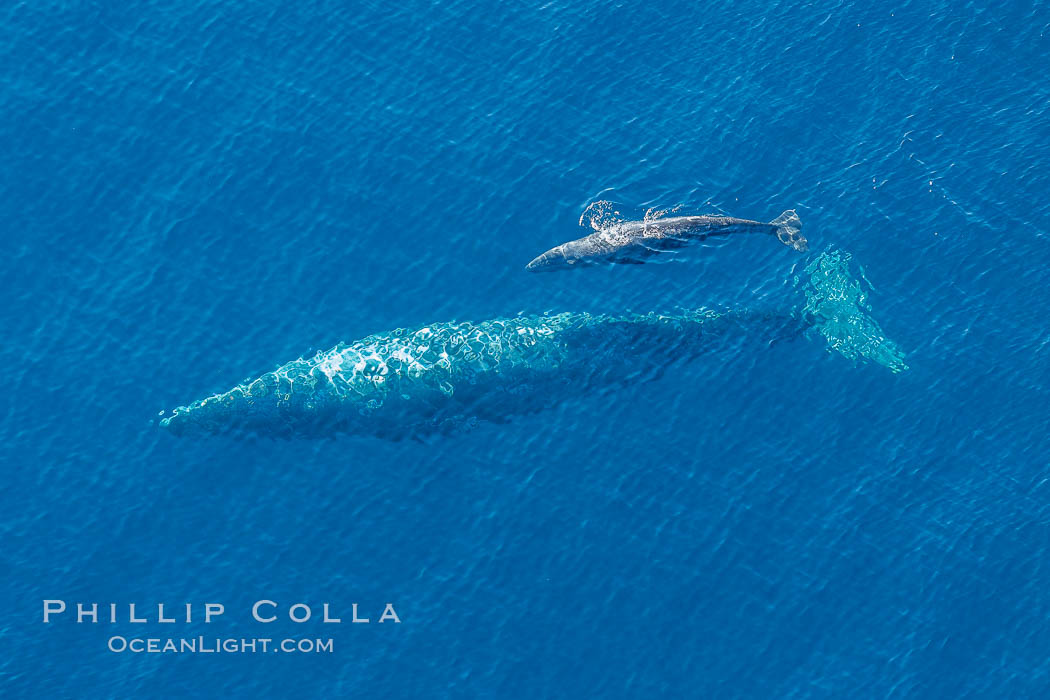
left=159, top=310, right=749, bottom=439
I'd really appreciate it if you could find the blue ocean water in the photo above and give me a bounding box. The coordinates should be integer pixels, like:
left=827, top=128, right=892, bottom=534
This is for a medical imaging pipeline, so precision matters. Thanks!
left=3, top=0, right=1049, bottom=696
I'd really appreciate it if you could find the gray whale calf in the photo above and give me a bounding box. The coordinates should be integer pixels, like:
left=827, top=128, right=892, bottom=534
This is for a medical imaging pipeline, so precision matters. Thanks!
left=526, top=210, right=806, bottom=271
left=160, top=250, right=905, bottom=440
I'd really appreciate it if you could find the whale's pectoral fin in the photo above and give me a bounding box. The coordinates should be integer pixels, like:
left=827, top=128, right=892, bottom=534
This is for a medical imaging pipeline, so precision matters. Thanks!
left=640, top=236, right=691, bottom=252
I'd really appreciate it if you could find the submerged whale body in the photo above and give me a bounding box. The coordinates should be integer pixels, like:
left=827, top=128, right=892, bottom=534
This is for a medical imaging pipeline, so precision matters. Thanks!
left=161, top=250, right=906, bottom=439
left=526, top=210, right=806, bottom=271
left=162, top=308, right=796, bottom=439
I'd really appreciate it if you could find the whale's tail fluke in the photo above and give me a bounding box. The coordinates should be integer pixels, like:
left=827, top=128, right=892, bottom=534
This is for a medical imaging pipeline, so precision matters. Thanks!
left=771, top=210, right=807, bottom=252
left=797, top=248, right=908, bottom=373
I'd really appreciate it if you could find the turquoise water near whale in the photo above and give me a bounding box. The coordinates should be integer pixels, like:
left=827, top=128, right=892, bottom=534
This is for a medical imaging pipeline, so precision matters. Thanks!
left=2, top=1, right=1049, bottom=697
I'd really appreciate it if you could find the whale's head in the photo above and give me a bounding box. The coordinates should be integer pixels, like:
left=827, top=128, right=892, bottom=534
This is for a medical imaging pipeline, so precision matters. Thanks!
left=526, top=243, right=588, bottom=272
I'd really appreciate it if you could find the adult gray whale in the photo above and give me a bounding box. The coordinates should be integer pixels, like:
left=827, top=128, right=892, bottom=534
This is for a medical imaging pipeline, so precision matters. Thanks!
left=160, top=251, right=905, bottom=439
left=526, top=210, right=806, bottom=271
left=161, top=308, right=796, bottom=439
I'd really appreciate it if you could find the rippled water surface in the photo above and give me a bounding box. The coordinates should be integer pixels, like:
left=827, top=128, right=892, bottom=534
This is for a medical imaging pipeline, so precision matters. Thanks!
left=3, top=1, right=1049, bottom=697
